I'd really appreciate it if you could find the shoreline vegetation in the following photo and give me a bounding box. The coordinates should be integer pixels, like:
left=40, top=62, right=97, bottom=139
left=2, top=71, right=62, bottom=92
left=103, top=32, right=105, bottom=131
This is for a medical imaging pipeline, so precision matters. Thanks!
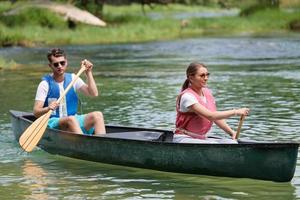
left=0, top=0, right=300, bottom=68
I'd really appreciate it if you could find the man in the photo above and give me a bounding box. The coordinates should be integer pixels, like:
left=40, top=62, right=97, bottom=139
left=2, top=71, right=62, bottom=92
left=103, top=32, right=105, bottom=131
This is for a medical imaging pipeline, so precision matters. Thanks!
left=33, top=48, right=106, bottom=135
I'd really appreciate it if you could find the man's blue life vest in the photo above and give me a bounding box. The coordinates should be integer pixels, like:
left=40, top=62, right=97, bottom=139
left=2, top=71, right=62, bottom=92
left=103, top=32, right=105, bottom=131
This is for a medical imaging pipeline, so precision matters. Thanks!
left=43, top=73, right=78, bottom=118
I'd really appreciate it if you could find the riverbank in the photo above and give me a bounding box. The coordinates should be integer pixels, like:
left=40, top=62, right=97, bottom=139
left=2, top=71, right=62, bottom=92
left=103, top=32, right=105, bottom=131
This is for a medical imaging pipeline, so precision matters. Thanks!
left=1, top=2, right=300, bottom=48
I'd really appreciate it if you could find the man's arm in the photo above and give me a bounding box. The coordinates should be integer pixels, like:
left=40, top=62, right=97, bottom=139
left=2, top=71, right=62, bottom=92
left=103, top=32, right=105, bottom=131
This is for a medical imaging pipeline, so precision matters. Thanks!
left=78, top=60, right=98, bottom=97
left=33, top=100, right=49, bottom=118
left=33, top=100, right=59, bottom=118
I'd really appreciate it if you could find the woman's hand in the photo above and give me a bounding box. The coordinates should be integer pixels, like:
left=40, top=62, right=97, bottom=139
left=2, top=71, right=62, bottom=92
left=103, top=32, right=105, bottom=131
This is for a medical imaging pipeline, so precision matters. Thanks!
left=236, top=108, right=250, bottom=116
left=231, top=132, right=237, bottom=140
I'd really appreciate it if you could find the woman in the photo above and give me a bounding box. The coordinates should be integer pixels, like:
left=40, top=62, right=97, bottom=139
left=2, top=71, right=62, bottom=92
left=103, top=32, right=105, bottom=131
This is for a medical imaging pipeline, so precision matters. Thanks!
left=174, top=62, right=249, bottom=143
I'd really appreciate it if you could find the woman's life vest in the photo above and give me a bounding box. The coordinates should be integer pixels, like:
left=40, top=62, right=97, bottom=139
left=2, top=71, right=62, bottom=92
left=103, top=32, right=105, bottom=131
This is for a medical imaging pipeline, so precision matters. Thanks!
left=43, top=73, right=78, bottom=118
left=175, top=87, right=216, bottom=139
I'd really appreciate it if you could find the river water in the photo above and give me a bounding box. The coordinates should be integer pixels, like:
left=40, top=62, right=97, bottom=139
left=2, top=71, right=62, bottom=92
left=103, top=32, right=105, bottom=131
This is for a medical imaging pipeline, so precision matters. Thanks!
left=0, top=37, right=300, bottom=199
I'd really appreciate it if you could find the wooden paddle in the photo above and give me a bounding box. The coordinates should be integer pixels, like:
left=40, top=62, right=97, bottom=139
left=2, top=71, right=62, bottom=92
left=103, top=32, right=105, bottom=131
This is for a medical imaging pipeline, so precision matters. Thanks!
left=19, top=64, right=86, bottom=152
left=235, top=115, right=245, bottom=140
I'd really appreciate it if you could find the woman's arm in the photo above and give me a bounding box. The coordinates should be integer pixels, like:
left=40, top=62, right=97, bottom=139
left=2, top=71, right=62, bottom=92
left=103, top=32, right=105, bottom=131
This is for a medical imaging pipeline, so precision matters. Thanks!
left=189, top=103, right=249, bottom=138
left=214, top=119, right=236, bottom=139
left=189, top=103, right=249, bottom=121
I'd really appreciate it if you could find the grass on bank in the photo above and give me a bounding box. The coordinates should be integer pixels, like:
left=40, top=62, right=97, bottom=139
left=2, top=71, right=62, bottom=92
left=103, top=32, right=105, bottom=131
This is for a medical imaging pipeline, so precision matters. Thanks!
left=189, top=8, right=300, bottom=36
left=0, top=57, right=18, bottom=70
left=0, top=3, right=300, bottom=48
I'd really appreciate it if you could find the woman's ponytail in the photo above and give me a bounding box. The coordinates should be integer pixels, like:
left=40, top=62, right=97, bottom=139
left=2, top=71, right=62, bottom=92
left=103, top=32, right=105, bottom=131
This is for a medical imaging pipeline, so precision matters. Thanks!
left=180, top=62, right=207, bottom=92
left=181, top=79, right=189, bottom=91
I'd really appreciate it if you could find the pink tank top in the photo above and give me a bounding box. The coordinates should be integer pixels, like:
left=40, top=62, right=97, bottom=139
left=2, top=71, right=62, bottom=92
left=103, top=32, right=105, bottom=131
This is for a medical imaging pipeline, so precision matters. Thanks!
left=175, top=87, right=216, bottom=139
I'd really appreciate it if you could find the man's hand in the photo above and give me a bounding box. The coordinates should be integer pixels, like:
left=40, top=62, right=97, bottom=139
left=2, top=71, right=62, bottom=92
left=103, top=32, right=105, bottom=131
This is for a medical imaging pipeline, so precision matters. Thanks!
left=48, top=101, right=59, bottom=111
left=82, top=59, right=93, bottom=73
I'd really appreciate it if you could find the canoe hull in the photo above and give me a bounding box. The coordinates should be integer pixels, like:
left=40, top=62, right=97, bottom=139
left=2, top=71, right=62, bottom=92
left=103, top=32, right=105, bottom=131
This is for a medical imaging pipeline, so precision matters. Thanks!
left=10, top=110, right=299, bottom=182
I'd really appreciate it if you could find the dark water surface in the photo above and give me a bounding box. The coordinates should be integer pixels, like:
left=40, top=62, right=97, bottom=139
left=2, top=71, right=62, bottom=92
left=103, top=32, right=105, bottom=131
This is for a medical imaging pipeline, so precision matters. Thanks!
left=1, top=37, right=300, bottom=199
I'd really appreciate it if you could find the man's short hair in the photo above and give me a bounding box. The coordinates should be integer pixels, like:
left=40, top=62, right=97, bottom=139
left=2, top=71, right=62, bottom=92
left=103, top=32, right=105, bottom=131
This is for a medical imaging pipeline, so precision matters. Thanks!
left=47, top=48, right=66, bottom=62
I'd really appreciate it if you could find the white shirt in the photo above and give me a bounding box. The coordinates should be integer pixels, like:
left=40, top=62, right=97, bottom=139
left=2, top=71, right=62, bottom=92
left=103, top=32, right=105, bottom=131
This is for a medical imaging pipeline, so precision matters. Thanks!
left=35, top=73, right=85, bottom=117
left=179, top=93, right=207, bottom=112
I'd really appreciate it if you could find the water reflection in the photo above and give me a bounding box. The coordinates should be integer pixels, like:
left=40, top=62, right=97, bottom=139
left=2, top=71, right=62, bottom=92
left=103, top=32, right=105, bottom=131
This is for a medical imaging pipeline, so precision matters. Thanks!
left=15, top=157, right=298, bottom=199
left=21, top=160, right=50, bottom=200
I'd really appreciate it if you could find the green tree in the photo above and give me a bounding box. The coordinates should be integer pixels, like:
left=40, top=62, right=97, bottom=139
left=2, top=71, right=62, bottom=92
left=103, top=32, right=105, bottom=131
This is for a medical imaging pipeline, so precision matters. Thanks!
left=240, top=0, right=279, bottom=16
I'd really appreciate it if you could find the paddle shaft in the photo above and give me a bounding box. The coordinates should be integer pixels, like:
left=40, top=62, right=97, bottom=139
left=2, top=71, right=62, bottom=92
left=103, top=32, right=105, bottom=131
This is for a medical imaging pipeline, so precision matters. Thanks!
left=19, top=65, right=86, bottom=152
left=235, top=115, right=245, bottom=140
left=57, top=66, right=86, bottom=103
left=40, top=65, right=86, bottom=116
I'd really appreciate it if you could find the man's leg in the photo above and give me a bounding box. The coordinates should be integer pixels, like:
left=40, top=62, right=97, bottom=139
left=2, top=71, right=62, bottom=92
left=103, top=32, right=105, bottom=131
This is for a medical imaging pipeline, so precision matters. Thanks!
left=59, top=116, right=83, bottom=134
left=84, top=111, right=106, bottom=135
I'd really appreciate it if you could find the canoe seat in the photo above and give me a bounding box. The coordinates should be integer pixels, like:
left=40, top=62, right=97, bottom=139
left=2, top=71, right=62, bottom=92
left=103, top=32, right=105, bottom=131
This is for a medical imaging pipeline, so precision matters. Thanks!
left=102, top=131, right=166, bottom=141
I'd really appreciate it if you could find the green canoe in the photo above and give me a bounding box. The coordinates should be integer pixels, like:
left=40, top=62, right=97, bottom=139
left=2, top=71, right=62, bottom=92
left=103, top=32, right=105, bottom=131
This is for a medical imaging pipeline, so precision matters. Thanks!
left=10, top=110, right=299, bottom=182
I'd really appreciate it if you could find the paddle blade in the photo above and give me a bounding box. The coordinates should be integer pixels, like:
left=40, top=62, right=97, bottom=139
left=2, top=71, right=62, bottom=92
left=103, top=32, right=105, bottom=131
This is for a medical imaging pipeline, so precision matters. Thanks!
left=19, top=111, right=52, bottom=152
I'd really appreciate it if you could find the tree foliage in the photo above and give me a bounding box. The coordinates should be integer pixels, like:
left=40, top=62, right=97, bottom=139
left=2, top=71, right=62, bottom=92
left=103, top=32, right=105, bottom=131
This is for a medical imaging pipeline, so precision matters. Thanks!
left=239, top=0, right=279, bottom=16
